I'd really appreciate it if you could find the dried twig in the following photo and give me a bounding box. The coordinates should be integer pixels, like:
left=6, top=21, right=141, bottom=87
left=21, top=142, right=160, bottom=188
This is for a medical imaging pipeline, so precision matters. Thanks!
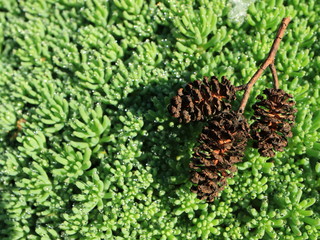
left=238, top=17, right=290, bottom=113
left=236, top=61, right=279, bottom=91
left=7, top=118, right=26, bottom=143
left=235, top=85, right=246, bottom=91
left=269, top=62, right=279, bottom=89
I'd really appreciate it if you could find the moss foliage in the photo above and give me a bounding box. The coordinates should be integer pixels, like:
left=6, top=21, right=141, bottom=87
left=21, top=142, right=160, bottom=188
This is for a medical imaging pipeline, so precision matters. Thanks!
left=0, top=0, right=319, bottom=239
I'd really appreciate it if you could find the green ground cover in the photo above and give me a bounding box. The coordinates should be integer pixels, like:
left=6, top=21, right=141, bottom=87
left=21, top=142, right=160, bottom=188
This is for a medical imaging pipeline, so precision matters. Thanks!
left=0, top=0, right=319, bottom=239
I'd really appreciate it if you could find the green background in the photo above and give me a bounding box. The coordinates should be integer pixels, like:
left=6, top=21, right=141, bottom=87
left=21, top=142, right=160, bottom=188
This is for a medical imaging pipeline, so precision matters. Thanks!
left=0, top=0, right=319, bottom=239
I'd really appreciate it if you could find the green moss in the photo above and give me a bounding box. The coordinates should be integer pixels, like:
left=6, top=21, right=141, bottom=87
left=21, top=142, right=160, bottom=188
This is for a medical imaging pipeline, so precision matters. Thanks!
left=0, top=0, right=319, bottom=239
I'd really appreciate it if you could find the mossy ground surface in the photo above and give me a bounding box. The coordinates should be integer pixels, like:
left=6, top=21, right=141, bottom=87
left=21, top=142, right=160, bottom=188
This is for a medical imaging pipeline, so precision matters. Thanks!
left=0, top=0, right=319, bottom=239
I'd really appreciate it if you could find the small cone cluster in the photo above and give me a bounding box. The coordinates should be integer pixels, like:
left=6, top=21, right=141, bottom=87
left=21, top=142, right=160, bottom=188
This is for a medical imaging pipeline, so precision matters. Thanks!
left=167, top=18, right=294, bottom=202
left=168, top=76, right=235, bottom=123
left=251, top=88, right=296, bottom=157
left=190, top=111, right=250, bottom=202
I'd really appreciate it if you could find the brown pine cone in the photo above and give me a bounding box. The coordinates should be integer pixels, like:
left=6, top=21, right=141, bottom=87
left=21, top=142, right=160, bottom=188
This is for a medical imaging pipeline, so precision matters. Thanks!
left=251, top=88, right=297, bottom=157
left=190, top=111, right=250, bottom=202
left=168, top=76, right=236, bottom=123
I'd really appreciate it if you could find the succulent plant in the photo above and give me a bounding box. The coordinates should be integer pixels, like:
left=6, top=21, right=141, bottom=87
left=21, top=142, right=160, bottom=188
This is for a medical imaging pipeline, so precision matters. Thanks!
left=0, top=0, right=319, bottom=239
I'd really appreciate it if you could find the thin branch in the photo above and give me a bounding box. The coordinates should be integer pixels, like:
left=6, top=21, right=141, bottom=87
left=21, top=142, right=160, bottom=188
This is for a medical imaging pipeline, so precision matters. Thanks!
left=269, top=62, right=279, bottom=89
left=238, top=17, right=290, bottom=113
left=235, top=85, right=246, bottom=91
left=235, top=61, right=281, bottom=93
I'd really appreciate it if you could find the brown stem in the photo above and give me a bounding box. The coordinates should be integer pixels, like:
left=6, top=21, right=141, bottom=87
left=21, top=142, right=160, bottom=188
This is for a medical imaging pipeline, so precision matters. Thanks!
left=238, top=17, right=290, bottom=113
left=235, top=85, right=246, bottom=91
left=17, top=118, right=26, bottom=131
left=269, top=62, right=279, bottom=89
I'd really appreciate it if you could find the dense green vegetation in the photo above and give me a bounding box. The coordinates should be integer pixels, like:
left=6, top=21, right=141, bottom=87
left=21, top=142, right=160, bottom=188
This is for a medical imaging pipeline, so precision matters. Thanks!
left=0, top=0, right=319, bottom=239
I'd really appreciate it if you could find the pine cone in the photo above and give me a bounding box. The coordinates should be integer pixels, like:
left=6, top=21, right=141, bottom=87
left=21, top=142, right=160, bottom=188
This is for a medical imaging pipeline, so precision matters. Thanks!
left=190, top=111, right=250, bottom=202
left=251, top=88, right=296, bottom=157
left=168, top=76, right=236, bottom=123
